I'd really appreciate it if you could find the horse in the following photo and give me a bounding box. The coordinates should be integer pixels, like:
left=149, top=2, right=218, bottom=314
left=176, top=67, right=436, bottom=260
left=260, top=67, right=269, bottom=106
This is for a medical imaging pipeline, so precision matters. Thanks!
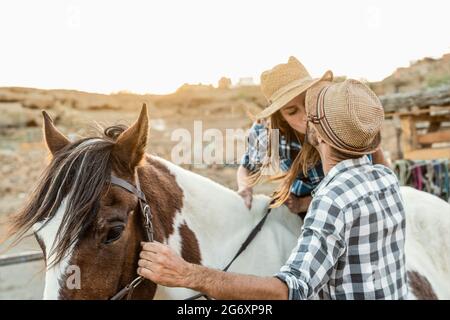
left=7, top=104, right=450, bottom=300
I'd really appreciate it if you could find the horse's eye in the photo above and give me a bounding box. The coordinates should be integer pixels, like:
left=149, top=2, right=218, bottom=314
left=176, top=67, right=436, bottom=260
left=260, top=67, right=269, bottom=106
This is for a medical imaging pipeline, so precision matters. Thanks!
left=104, top=225, right=125, bottom=244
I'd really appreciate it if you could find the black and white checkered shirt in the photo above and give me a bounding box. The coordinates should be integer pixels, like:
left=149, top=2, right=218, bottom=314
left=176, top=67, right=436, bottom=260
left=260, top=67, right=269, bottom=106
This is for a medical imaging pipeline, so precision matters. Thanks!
left=275, top=156, right=408, bottom=299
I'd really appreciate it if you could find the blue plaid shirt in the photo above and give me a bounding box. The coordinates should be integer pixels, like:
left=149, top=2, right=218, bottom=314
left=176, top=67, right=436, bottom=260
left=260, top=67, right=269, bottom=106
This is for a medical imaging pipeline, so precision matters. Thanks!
left=241, top=122, right=324, bottom=197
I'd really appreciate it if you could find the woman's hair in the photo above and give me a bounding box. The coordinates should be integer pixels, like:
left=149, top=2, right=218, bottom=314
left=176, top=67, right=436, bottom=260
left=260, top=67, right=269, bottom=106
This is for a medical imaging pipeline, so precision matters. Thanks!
left=246, top=110, right=321, bottom=208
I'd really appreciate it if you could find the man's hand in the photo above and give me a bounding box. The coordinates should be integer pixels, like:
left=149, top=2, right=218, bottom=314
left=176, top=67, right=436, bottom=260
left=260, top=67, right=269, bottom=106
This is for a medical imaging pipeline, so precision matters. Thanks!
left=138, top=241, right=195, bottom=288
left=238, top=187, right=253, bottom=210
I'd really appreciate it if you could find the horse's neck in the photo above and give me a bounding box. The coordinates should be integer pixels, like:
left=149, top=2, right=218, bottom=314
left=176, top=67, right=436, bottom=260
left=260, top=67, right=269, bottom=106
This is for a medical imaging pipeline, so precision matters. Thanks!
left=149, top=156, right=296, bottom=268
left=145, top=156, right=303, bottom=299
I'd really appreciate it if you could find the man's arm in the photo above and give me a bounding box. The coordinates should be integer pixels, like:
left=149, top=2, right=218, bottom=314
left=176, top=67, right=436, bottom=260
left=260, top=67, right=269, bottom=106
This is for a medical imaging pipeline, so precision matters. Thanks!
left=187, top=264, right=288, bottom=300
left=137, top=241, right=288, bottom=299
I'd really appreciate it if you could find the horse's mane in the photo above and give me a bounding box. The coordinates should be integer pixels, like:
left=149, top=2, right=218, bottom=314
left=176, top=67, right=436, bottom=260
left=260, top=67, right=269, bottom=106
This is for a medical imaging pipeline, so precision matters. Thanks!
left=6, top=124, right=129, bottom=267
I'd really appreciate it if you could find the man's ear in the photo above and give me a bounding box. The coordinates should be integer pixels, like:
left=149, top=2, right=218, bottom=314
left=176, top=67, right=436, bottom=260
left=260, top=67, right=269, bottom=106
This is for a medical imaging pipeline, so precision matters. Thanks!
left=42, top=111, right=70, bottom=155
left=113, top=104, right=149, bottom=173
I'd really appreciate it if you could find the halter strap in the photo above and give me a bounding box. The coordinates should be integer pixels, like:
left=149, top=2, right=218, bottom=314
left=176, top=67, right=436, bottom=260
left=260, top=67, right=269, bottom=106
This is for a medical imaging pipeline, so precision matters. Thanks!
left=109, top=172, right=153, bottom=300
left=110, top=175, right=146, bottom=202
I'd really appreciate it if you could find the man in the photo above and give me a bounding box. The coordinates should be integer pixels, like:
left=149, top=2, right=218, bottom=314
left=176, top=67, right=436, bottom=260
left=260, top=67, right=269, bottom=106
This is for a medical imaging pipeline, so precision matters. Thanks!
left=137, top=79, right=408, bottom=299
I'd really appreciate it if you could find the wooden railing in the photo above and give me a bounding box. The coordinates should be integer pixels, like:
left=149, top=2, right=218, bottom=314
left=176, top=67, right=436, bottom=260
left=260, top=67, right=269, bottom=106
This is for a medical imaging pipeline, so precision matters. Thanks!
left=0, top=251, right=44, bottom=267
left=381, top=85, right=450, bottom=160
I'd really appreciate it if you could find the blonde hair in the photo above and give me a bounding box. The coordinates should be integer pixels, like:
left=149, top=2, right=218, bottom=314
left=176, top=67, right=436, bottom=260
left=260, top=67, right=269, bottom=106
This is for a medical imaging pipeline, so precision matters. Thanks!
left=246, top=111, right=321, bottom=208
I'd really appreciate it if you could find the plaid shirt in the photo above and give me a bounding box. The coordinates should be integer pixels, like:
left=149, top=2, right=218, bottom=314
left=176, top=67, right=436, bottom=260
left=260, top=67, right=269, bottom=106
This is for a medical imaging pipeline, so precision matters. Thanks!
left=275, top=156, right=408, bottom=299
left=241, top=122, right=324, bottom=197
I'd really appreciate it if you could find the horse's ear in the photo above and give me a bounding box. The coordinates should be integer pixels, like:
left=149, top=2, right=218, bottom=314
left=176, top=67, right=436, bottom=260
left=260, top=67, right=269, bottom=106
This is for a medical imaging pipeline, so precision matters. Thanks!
left=113, top=103, right=149, bottom=172
left=42, top=111, right=70, bottom=155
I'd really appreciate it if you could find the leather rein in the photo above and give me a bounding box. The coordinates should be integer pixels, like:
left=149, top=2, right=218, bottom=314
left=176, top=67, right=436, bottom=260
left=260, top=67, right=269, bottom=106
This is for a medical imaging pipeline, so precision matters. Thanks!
left=108, top=172, right=272, bottom=300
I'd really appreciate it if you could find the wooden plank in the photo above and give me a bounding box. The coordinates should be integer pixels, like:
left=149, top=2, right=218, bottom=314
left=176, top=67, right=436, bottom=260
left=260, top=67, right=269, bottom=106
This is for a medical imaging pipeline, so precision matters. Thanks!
left=0, top=251, right=44, bottom=267
left=404, top=148, right=450, bottom=160
left=421, top=121, right=443, bottom=148
left=400, top=116, right=417, bottom=153
left=418, top=130, right=450, bottom=145
left=415, top=115, right=450, bottom=122
left=380, top=85, right=450, bottom=113
left=387, top=105, right=450, bottom=118
left=427, top=121, right=442, bottom=133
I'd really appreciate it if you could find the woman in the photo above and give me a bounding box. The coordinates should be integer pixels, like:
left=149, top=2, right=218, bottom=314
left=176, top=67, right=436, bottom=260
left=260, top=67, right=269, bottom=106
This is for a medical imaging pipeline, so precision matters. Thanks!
left=237, top=57, right=387, bottom=214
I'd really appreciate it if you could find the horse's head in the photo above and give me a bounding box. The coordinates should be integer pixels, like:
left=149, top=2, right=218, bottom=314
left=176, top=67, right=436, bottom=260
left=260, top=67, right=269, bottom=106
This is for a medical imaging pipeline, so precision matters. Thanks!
left=9, top=104, right=167, bottom=299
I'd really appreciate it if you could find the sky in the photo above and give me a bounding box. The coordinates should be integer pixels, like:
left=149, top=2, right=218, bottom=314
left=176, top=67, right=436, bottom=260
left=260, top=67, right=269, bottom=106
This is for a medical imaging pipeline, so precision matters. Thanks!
left=0, top=0, right=449, bottom=94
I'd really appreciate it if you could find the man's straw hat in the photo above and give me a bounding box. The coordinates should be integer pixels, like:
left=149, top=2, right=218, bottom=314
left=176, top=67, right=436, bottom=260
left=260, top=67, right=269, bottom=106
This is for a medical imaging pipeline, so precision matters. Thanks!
left=256, top=56, right=333, bottom=119
left=305, top=79, right=384, bottom=155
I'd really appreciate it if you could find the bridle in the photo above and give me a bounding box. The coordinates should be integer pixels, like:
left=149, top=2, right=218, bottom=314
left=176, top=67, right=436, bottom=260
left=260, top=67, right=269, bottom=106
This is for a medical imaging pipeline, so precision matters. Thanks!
left=109, top=173, right=154, bottom=300
left=107, top=171, right=272, bottom=300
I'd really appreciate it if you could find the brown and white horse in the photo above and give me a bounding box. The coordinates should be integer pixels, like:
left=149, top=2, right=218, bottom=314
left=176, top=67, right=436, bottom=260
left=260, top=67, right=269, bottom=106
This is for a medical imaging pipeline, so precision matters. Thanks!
left=9, top=105, right=450, bottom=299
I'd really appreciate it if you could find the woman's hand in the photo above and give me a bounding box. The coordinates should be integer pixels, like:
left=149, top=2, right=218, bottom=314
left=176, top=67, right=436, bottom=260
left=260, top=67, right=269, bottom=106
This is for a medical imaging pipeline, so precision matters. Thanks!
left=237, top=165, right=254, bottom=210
left=238, top=187, right=253, bottom=210
left=372, top=147, right=391, bottom=167
left=285, top=194, right=311, bottom=215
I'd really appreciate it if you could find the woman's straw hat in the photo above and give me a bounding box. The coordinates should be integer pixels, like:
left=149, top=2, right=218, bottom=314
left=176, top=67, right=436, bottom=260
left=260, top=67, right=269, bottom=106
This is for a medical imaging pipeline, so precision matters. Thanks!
left=256, top=56, right=333, bottom=119
left=305, top=79, right=384, bottom=155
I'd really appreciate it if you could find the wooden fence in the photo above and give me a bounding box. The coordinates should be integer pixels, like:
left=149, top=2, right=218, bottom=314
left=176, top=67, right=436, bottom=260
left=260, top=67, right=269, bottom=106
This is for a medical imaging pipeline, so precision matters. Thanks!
left=0, top=251, right=44, bottom=267
left=381, top=85, right=450, bottom=160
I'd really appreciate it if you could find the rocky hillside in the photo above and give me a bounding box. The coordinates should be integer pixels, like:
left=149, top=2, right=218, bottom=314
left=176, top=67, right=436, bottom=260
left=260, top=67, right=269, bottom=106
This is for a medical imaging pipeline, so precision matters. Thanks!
left=371, top=53, right=450, bottom=95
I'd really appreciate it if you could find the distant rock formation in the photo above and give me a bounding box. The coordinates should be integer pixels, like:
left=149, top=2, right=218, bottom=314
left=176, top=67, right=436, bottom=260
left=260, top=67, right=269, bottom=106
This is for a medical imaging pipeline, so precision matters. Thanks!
left=218, top=77, right=232, bottom=89
left=370, top=53, right=450, bottom=95
left=176, top=83, right=214, bottom=93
